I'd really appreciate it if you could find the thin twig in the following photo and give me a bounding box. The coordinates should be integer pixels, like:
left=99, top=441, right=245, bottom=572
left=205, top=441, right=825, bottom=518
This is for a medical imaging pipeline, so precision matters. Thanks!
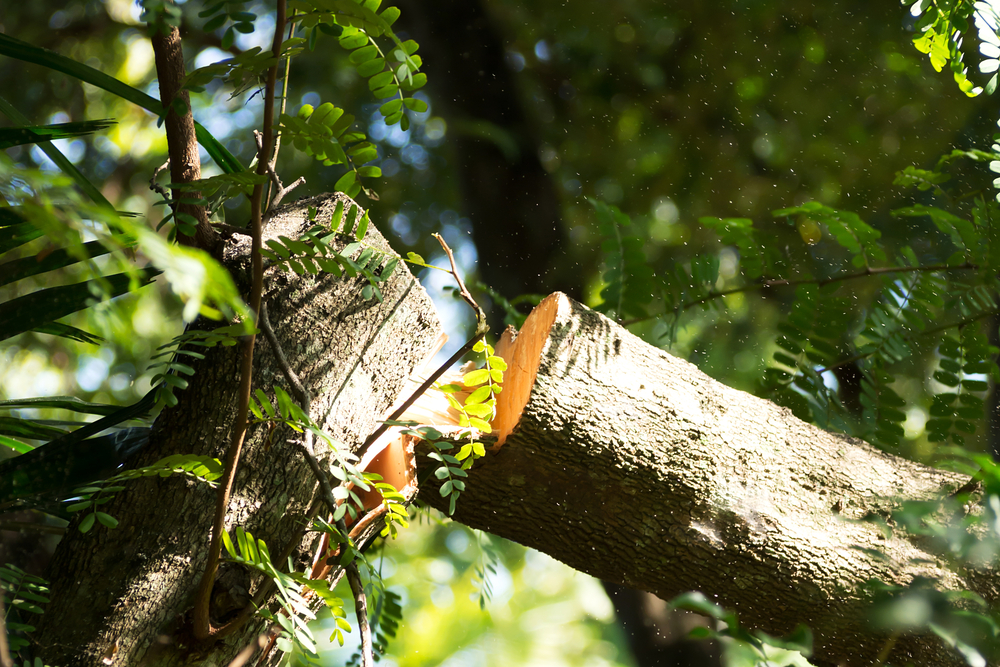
left=622, top=261, right=980, bottom=327
left=149, top=159, right=170, bottom=199
left=432, top=233, right=487, bottom=331
left=360, top=335, right=486, bottom=456
left=361, top=235, right=490, bottom=454
left=269, top=176, right=305, bottom=212
left=254, top=130, right=305, bottom=213
left=259, top=303, right=311, bottom=407
left=211, top=222, right=253, bottom=238
left=264, top=16, right=296, bottom=210
left=193, top=0, right=288, bottom=642
left=346, top=562, right=374, bottom=667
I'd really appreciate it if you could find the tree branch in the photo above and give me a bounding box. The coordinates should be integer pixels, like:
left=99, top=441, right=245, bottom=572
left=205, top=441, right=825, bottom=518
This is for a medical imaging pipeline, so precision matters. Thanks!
left=149, top=24, right=221, bottom=257
left=623, top=261, right=979, bottom=326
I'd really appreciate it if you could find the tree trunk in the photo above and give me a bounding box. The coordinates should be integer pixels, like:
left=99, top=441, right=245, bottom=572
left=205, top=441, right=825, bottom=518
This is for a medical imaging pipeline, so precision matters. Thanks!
left=414, top=293, right=986, bottom=667
left=34, top=194, right=444, bottom=667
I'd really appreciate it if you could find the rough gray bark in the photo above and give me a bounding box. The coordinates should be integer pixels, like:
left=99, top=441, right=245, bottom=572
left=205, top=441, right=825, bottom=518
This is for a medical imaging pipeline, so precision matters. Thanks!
left=417, top=293, right=986, bottom=667
left=34, top=194, right=443, bottom=667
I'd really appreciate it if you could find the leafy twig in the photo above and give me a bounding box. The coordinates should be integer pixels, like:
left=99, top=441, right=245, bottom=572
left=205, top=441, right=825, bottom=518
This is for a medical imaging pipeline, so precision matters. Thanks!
left=193, top=0, right=288, bottom=642
left=262, top=295, right=373, bottom=667
left=360, top=234, right=489, bottom=456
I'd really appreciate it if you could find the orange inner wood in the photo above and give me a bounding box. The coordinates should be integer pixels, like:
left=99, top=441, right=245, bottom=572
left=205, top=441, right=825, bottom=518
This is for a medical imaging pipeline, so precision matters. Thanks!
left=491, top=292, right=563, bottom=447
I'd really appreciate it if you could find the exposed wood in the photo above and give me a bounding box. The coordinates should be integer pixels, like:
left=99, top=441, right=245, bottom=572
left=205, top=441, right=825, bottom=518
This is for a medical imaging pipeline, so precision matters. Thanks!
left=34, top=195, right=443, bottom=667
left=414, top=292, right=984, bottom=667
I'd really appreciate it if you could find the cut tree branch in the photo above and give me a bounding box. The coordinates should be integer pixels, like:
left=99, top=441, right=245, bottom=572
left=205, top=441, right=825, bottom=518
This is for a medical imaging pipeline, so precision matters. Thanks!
left=409, top=292, right=980, bottom=667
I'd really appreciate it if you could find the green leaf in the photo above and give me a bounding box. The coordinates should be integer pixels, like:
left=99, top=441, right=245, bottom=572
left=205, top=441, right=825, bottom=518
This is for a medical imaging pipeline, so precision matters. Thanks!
left=0, top=33, right=243, bottom=175
left=0, top=270, right=159, bottom=343
left=0, top=208, right=42, bottom=254
left=0, top=118, right=117, bottom=149
left=401, top=73, right=427, bottom=91
left=255, top=389, right=275, bottom=418
left=0, top=416, right=67, bottom=440
left=464, top=403, right=493, bottom=418
left=0, top=96, right=115, bottom=210
left=0, top=435, right=33, bottom=454
left=368, top=71, right=394, bottom=91
left=373, top=84, right=399, bottom=99
left=350, top=45, right=379, bottom=64
left=78, top=513, right=96, bottom=533
left=463, top=369, right=491, bottom=386
left=670, top=591, right=726, bottom=619
left=0, top=396, right=122, bottom=415
left=465, top=386, right=492, bottom=405
left=488, top=356, right=508, bottom=371
left=468, top=417, right=492, bottom=433
left=379, top=99, right=403, bottom=116
left=0, top=240, right=112, bottom=288
left=403, top=97, right=428, bottom=113
left=335, top=170, right=357, bottom=194
left=355, top=211, right=370, bottom=241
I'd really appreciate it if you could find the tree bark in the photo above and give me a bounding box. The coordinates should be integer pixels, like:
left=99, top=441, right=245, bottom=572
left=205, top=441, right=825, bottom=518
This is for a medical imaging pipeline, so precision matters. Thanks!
left=415, top=293, right=987, bottom=667
left=27, top=249, right=996, bottom=666
left=34, top=194, right=443, bottom=666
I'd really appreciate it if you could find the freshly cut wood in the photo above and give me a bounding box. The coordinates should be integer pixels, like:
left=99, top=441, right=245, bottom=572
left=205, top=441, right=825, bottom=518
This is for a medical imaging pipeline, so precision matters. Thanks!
left=414, top=292, right=981, bottom=667
left=35, top=194, right=444, bottom=667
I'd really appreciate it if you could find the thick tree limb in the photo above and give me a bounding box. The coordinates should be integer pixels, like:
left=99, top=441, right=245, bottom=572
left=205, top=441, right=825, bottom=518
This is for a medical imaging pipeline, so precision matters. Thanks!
left=414, top=293, right=984, bottom=667
left=34, top=195, right=443, bottom=667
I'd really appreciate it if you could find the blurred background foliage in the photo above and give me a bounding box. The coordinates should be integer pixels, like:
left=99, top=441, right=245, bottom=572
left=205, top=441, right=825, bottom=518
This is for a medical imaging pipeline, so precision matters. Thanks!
left=2, top=0, right=998, bottom=664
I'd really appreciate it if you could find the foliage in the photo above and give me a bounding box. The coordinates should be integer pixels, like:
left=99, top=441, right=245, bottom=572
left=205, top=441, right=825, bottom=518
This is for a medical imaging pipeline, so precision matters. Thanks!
left=258, top=199, right=401, bottom=302
left=470, top=530, right=500, bottom=610
left=65, top=453, right=224, bottom=533
left=0, top=565, right=48, bottom=661
left=589, top=198, right=655, bottom=323
left=10, top=0, right=1000, bottom=665
left=401, top=338, right=506, bottom=516
left=222, top=525, right=351, bottom=657
left=670, top=592, right=814, bottom=667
